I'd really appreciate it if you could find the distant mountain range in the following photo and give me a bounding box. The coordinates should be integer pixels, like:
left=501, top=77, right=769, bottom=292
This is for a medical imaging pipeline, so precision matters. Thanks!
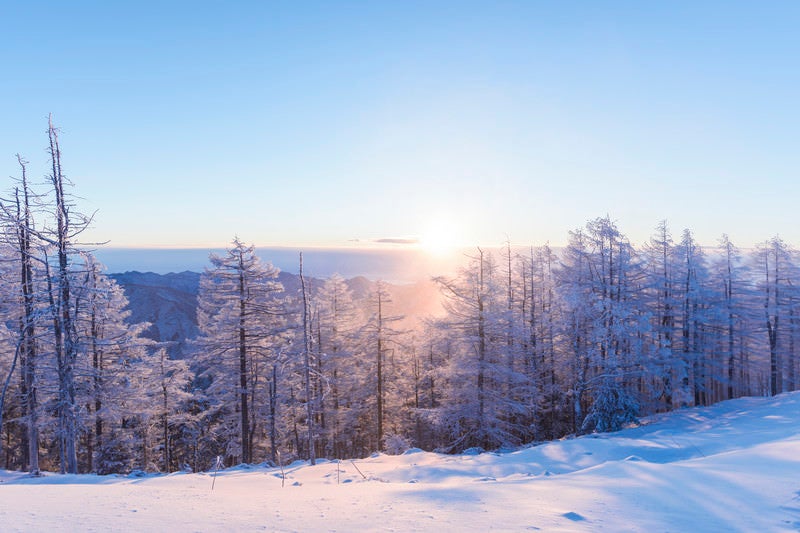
left=111, top=271, right=442, bottom=358
left=98, top=246, right=462, bottom=283
left=110, top=271, right=201, bottom=358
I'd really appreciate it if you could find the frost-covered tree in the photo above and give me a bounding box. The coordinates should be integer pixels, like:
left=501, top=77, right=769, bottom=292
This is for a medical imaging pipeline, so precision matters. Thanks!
left=72, top=256, right=156, bottom=473
left=0, top=121, right=148, bottom=474
left=298, top=252, right=316, bottom=465
left=365, top=281, right=403, bottom=451
left=642, top=220, right=680, bottom=411
left=313, top=273, right=360, bottom=458
left=194, top=238, right=283, bottom=464
left=0, top=311, right=22, bottom=468
left=38, top=118, right=94, bottom=474
left=754, top=237, right=796, bottom=396
left=434, top=249, right=526, bottom=450
left=0, top=155, right=45, bottom=473
left=673, top=229, right=711, bottom=406
left=558, top=217, right=645, bottom=433
left=521, top=243, right=565, bottom=439
left=704, top=234, right=760, bottom=402
left=330, top=280, right=407, bottom=454
left=131, top=347, right=193, bottom=473
left=495, top=241, right=536, bottom=443
left=716, top=235, right=743, bottom=398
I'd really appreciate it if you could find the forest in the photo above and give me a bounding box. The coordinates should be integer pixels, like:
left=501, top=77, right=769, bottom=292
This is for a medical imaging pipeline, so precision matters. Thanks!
left=1, top=123, right=798, bottom=475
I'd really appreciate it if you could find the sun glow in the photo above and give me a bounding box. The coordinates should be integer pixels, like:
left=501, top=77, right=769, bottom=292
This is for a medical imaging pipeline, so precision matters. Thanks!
left=419, top=217, right=460, bottom=257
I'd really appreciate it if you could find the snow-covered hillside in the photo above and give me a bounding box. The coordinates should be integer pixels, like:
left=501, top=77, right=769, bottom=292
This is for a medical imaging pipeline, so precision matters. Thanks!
left=2, top=392, right=799, bottom=532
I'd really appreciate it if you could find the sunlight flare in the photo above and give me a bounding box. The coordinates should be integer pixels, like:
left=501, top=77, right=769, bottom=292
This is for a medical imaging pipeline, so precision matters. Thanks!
left=419, top=217, right=460, bottom=257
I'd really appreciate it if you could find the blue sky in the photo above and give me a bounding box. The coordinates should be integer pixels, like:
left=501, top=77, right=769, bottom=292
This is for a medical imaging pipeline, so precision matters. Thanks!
left=1, top=1, right=799, bottom=250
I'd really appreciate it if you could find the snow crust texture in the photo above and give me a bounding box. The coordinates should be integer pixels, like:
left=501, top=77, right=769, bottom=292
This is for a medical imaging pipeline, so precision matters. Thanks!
left=2, top=392, right=799, bottom=532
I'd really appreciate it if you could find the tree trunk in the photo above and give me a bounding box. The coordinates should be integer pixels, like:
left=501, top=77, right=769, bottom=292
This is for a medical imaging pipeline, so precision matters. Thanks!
left=376, top=289, right=384, bottom=450
left=237, top=251, right=251, bottom=464
left=477, top=249, right=486, bottom=444
left=300, top=253, right=315, bottom=465
left=15, top=157, right=40, bottom=474
left=269, top=364, right=277, bottom=464
left=48, top=118, right=79, bottom=474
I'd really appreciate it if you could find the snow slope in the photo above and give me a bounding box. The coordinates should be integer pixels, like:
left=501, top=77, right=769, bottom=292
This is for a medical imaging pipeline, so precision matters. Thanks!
left=2, top=393, right=799, bottom=532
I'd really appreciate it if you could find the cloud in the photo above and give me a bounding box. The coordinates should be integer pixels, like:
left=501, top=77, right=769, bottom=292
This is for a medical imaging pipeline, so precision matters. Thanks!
left=373, top=238, right=420, bottom=245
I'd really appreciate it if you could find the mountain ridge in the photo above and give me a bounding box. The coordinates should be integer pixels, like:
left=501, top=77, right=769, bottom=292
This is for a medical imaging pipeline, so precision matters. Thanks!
left=110, top=271, right=440, bottom=358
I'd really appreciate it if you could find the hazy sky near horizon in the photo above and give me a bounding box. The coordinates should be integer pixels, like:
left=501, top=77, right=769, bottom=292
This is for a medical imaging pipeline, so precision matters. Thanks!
left=1, top=1, right=798, bottom=251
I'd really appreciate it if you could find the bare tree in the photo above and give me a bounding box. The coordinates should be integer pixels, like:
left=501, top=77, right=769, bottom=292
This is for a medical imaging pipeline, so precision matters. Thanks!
left=299, top=252, right=315, bottom=465
left=46, top=117, right=82, bottom=473
left=0, top=155, right=42, bottom=473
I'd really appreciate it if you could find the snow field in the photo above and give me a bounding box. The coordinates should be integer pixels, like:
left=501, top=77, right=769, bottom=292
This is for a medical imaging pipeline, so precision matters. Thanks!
left=2, top=392, right=799, bottom=532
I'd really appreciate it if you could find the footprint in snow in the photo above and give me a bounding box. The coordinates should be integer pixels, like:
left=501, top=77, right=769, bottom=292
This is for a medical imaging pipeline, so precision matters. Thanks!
left=562, top=512, right=586, bottom=522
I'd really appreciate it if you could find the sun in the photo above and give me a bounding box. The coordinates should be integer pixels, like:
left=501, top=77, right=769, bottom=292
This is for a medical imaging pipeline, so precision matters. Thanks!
left=419, top=218, right=459, bottom=257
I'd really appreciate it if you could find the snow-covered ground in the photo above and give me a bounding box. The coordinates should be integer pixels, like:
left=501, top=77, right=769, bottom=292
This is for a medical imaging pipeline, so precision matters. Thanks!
left=2, top=393, right=800, bottom=532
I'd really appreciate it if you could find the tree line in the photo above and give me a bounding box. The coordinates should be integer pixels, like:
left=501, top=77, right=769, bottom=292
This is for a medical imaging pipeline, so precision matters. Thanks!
left=1, top=123, right=798, bottom=475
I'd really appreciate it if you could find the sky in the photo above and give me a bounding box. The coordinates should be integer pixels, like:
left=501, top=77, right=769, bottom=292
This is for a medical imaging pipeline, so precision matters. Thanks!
left=1, top=1, right=799, bottom=254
